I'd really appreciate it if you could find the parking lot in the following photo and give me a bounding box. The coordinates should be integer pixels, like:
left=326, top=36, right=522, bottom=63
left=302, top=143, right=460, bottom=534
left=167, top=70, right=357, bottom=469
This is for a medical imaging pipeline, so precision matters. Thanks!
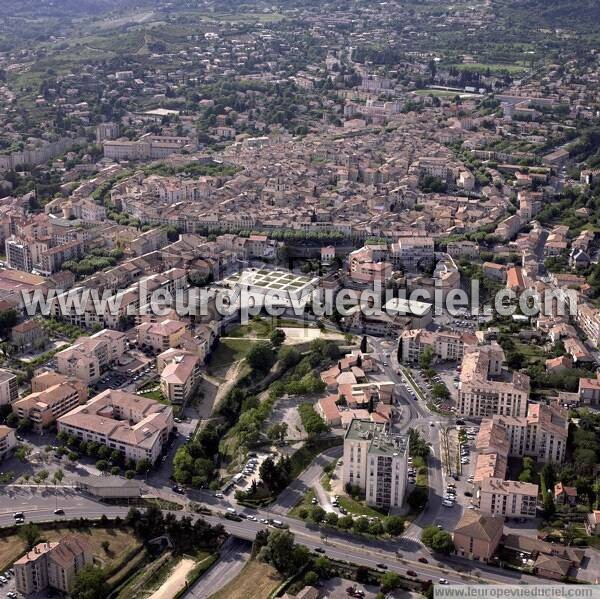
left=94, top=357, right=157, bottom=394
left=439, top=423, right=479, bottom=516
left=0, top=569, right=18, bottom=599
left=230, top=452, right=273, bottom=495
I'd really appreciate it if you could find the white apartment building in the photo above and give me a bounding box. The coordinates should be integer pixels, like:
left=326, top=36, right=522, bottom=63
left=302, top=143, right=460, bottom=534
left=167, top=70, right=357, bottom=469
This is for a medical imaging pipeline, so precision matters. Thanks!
left=57, top=389, right=173, bottom=463
left=0, top=425, right=16, bottom=461
left=490, top=403, right=568, bottom=464
left=0, top=369, right=18, bottom=405
left=575, top=303, right=600, bottom=349
left=389, top=237, right=435, bottom=273
left=479, top=478, right=538, bottom=519
left=399, top=329, right=477, bottom=364
left=342, top=419, right=409, bottom=509
left=458, top=343, right=530, bottom=418
left=5, top=237, right=33, bottom=272
left=159, top=350, right=201, bottom=404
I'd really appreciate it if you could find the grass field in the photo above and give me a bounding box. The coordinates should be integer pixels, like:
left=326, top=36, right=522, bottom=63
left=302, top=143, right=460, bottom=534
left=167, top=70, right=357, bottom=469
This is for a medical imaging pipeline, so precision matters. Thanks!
left=0, top=526, right=141, bottom=572
left=198, top=11, right=285, bottom=23
left=450, top=62, right=527, bottom=73
left=208, top=338, right=257, bottom=370
left=338, top=495, right=387, bottom=519
left=289, top=489, right=316, bottom=518
left=210, top=559, right=281, bottom=599
left=514, top=341, right=545, bottom=367
left=413, top=89, right=461, bottom=98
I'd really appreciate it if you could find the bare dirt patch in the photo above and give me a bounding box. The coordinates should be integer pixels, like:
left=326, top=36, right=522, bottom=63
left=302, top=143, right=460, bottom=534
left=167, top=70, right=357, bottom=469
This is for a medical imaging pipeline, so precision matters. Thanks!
left=148, top=557, right=196, bottom=599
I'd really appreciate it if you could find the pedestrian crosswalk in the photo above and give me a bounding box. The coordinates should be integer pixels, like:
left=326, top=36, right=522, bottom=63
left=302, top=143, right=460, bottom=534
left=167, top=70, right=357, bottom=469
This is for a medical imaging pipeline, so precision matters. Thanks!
left=398, top=531, right=423, bottom=547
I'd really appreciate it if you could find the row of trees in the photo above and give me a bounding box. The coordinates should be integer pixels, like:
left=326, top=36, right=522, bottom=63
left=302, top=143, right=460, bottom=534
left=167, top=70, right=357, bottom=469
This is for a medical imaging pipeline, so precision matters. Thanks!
left=297, top=505, right=406, bottom=537
left=125, top=506, right=225, bottom=554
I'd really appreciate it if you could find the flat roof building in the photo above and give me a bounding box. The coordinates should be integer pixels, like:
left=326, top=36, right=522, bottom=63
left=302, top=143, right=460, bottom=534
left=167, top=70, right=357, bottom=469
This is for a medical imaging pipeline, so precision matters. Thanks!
left=342, top=419, right=409, bottom=509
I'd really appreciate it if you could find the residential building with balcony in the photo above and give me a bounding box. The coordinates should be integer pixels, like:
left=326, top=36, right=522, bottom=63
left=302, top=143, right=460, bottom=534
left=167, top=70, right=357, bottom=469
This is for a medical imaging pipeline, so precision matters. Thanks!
left=478, top=478, right=538, bottom=519
left=458, top=343, right=529, bottom=418
left=0, top=369, right=18, bottom=405
left=159, top=350, right=201, bottom=405
left=14, top=535, right=92, bottom=595
left=12, top=382, right=83, bottom=433
left=57, top=389, right=173, bottom=463
left=0, top=425, right=16, bottom=460
left=136, top=319, right=187, bottom=353
left=342, top=419, right=409, bottom=509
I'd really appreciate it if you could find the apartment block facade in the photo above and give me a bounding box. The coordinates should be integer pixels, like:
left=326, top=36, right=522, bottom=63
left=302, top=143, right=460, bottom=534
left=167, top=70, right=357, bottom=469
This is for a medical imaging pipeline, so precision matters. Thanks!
left=399, top=329, right=477, bottom=364
left=342, top=419, right=409, bottom=509
left=0, top=425, right=16, bottom=461
left=57, top=389, right=173, bottom=463
left=56, top=328, right=126, bottom=385
left=479, top=478, right=538, bottom=519
left=389, top=237, right=435, bottom=273
left=12, top=382, right=83, bottom=433
left=158, top=350, right=201, bottom=404
left=0, top=369, right=18, bottom=405
left=14, top=535, right=92, bottom=595
left=458, top=343, right=530, bottom=418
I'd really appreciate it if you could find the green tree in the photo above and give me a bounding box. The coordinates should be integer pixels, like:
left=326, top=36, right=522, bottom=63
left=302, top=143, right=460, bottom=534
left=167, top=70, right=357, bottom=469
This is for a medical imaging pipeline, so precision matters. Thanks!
left=432, top=383, right=450, bottom=400
left=421, top=525, right=439, bottom=547
left=18, top=523, right=40, bottom=550
left=247, top=341, right=275, bottom=373
left=430, top=531, right=455, bottom=554
left=419, top=346, right=434, bottom=369
left=71, top=565, right=109, bottom=599
left=543, top=494, right=556, bottom=520
left=384, top=515, right=405, bottom=536
left=267, top=423, right=288, bottom=444
left=360, top=336, right=368, bottom=353
left=353, top=516, right=369, bottom=534
left=259, top=530, right=310, bottom=576
left=96, top=460, right=109, bottom=472
left=311, top=506, right=326, bottom=523
left=380, top=571, right=402, bottom=593
left=270, top=329, right=286, bottom=347
left=325, top=512, right=338, bottom=527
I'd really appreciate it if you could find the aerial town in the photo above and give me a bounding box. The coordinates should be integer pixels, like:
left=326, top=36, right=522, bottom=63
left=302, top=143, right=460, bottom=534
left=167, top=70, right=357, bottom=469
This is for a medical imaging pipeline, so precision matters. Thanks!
left=0, top=0, right=600, bottom=597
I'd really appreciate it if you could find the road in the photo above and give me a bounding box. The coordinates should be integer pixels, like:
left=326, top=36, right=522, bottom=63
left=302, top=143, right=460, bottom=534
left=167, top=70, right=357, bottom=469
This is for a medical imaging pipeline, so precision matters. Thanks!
left=0, top=492, right=540, bottom=587
left=273, top=445, right=342, bottom=515
left=367, top=337, right=466, bottom=547
left=185, top=537, right=251, bottom=598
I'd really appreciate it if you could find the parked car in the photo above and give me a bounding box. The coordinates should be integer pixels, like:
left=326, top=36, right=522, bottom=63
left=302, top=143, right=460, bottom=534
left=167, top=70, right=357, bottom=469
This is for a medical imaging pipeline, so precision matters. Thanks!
left=418, top=557, right=428, bottom=563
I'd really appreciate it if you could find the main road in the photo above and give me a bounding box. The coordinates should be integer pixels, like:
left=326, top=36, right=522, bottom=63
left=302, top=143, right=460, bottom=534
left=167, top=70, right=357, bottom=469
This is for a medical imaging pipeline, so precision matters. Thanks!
left=0, top=485, right=536, bottom=586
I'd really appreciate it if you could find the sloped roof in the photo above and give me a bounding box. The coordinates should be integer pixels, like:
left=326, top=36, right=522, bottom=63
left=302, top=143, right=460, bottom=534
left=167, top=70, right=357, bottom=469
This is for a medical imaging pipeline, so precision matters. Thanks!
left=454, top=509, right=504, bottom=542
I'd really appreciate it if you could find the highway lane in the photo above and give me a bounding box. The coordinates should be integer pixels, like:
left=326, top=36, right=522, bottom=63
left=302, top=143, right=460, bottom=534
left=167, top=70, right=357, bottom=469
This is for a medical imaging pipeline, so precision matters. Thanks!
left=0, top=491, right=538, bottom=587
